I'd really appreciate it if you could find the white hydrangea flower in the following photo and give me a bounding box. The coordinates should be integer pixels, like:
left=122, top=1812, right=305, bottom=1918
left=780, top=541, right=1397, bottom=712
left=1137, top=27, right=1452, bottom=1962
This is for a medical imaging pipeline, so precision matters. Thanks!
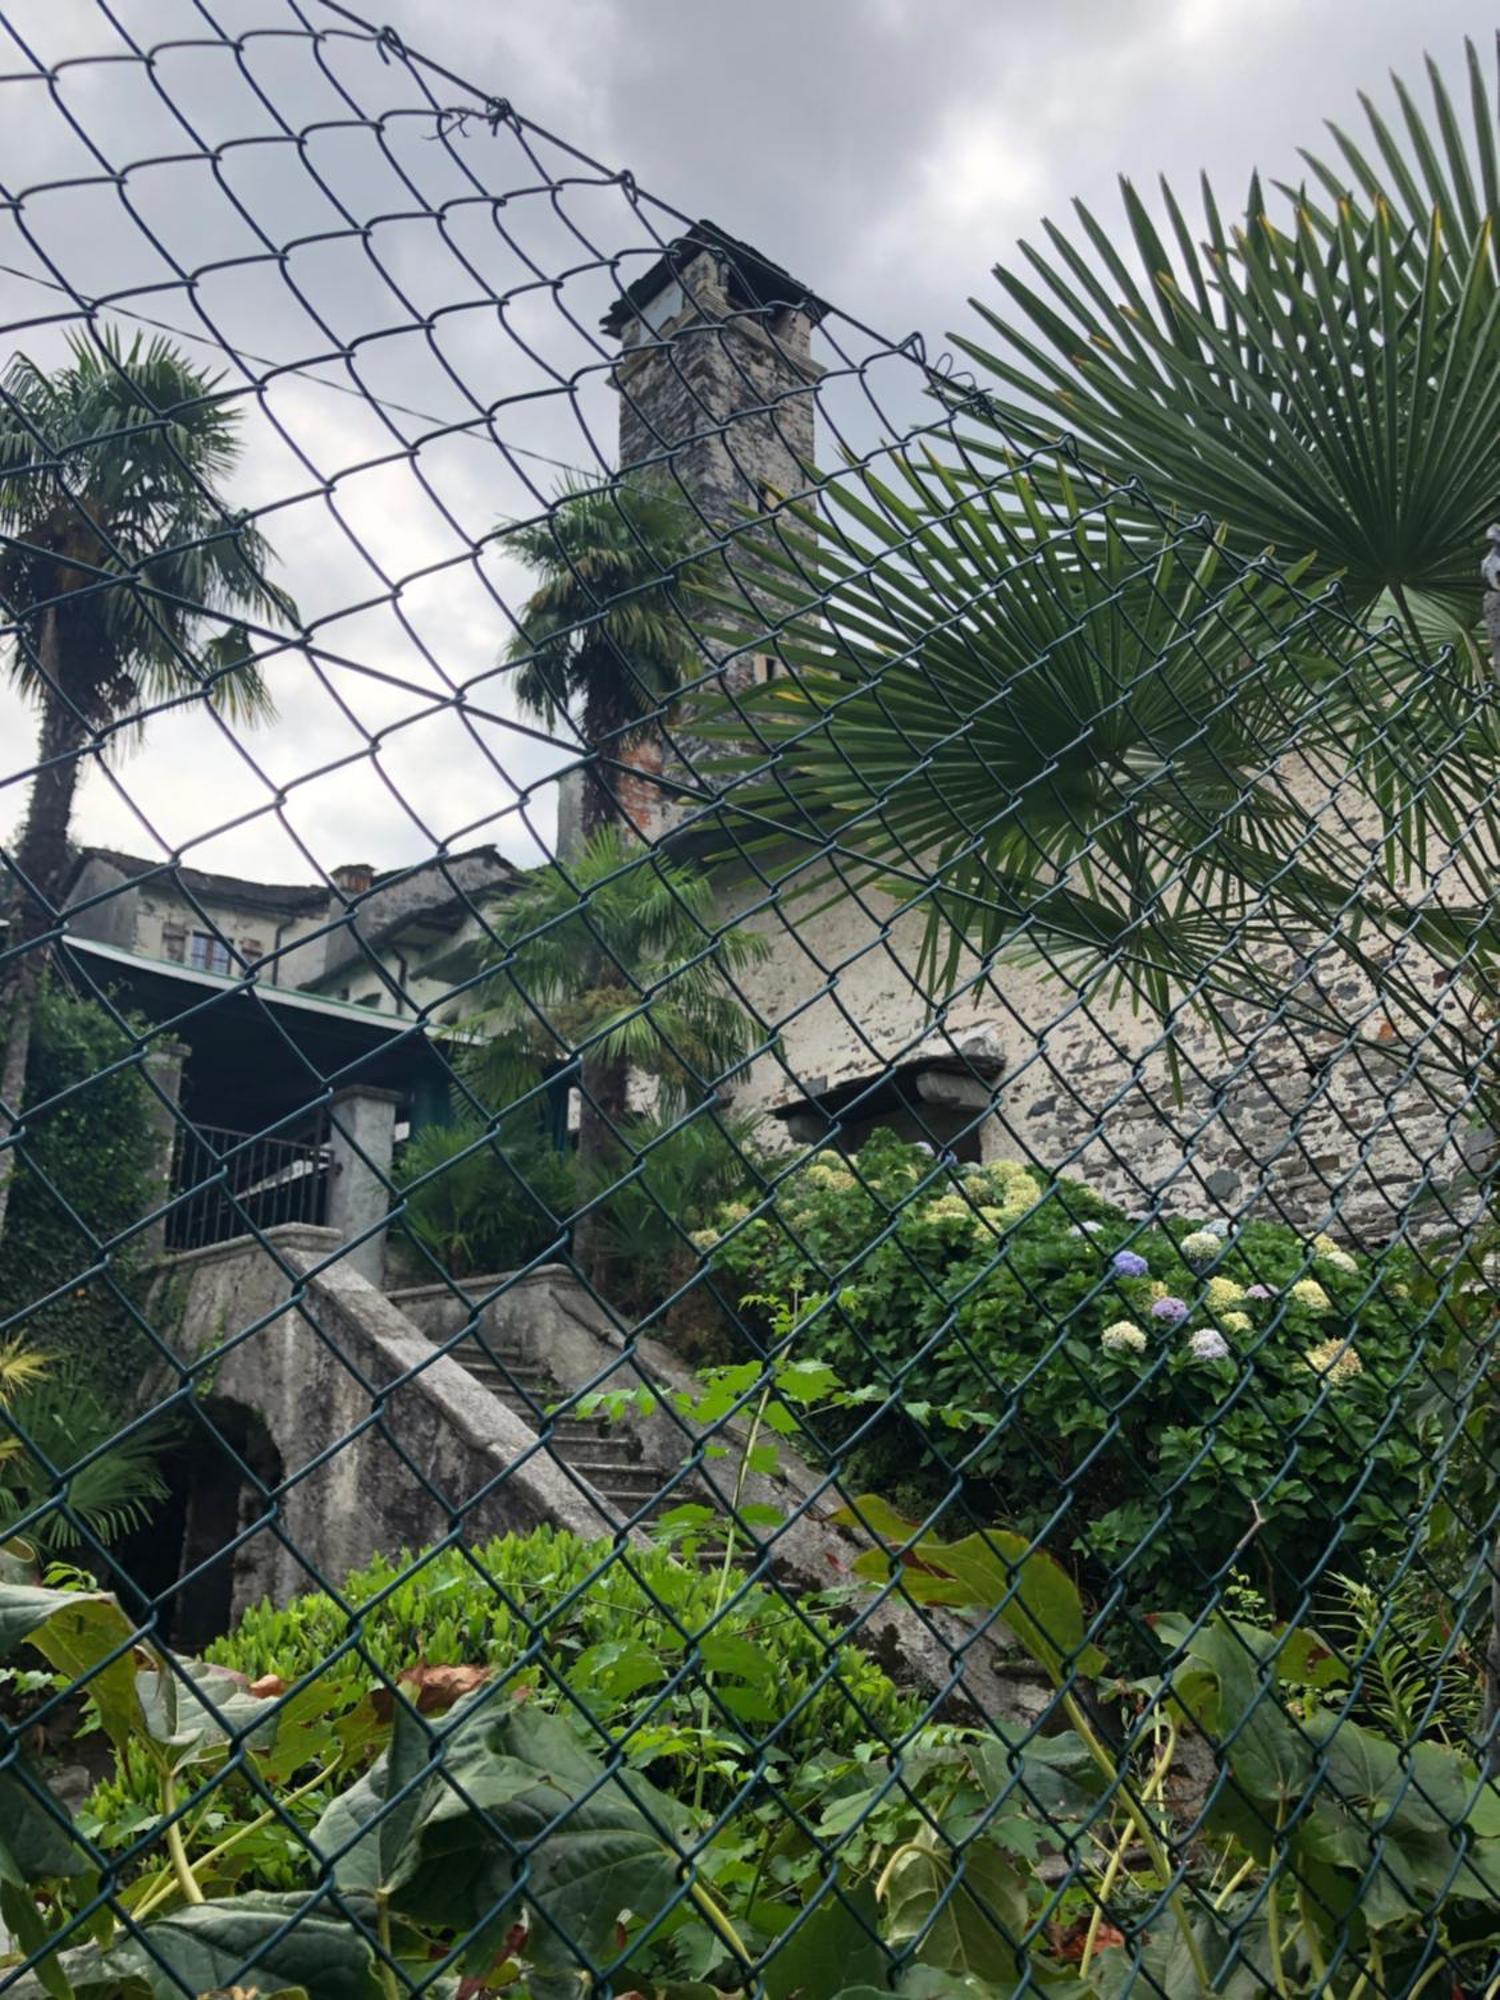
left=1188, top=1327, right=1231, bottom=1361
left=1290, top=1279, right=1332, bottom=1313
left=1181, top=1230, right=1222, bottom=1266
left=1101, top=1320, right=1148, bottom=1355
left=1304, top=1338, right=1363, bottom=1385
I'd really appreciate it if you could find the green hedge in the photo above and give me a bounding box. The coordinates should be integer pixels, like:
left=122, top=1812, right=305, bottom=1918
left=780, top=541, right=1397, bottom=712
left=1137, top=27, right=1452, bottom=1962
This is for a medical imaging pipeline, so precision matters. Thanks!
left=699, top=1130, right=1433, bottom=1619
left=207, top=1523, right=919, bottom=1769
left=81, top=1524, right=924, bottom=1889
left=0, top=983, right=158, bottom=1391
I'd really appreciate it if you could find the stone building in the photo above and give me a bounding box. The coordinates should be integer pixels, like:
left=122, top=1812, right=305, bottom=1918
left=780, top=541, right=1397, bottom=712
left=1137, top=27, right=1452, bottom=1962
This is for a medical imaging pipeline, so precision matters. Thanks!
left=44, top=224, right=1474, bottom=1254
left=65, top=843, right=514, bottom=1021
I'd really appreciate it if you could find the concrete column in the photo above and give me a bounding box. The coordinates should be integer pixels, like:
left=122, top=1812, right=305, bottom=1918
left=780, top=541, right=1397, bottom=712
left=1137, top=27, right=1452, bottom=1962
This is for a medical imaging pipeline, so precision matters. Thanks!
left=142, top=1039, right=191, bottom=1254
left=326, top=1085, right=402, bottom=1287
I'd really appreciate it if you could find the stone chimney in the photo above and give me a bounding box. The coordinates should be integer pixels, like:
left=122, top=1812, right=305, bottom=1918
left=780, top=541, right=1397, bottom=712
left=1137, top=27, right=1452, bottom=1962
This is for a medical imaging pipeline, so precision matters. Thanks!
left=330, top=862, right=374, bottom=897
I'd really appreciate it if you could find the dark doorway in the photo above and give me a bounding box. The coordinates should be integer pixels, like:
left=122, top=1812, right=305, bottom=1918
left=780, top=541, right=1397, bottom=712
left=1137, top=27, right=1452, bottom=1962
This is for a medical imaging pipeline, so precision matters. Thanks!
left=116, top=1398, right=284, bottom=1651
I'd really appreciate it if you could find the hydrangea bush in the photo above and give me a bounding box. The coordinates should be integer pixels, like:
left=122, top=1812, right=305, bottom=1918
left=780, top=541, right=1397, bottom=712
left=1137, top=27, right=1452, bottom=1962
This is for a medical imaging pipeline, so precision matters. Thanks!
left=699, top=1130, right=1433, bottom=1619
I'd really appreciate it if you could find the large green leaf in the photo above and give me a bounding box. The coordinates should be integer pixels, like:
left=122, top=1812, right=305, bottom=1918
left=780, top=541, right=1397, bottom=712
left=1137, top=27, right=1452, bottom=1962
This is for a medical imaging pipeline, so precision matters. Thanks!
left=108, top=1892, right=380, bottom=2000
left=134, top=1656, right=288, bottom=1773
left=762, top=1881, right=885, bottom=1999
left=0, top=1758, right=90, bottom=1885
left=879, top=1833, right=1030, bottom=1986
left=968, top=1728, right=1107, bottom=1837
left=313, top=1693, right=689, bottom=1989
left=0, top=1577, right=144, bottom=1749
left=832, top=1496, right=1104, bottom=1681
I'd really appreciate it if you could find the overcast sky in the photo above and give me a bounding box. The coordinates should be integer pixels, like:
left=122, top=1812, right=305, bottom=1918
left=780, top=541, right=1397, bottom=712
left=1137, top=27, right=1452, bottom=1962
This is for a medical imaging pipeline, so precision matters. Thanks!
left=1, top=0, right=1495, bottom=888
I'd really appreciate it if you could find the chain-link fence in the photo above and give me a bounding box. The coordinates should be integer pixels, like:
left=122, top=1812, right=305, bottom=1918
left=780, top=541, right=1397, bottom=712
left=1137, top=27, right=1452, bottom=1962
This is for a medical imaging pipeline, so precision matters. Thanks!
left=3, top=5, right=1500, bottom=1996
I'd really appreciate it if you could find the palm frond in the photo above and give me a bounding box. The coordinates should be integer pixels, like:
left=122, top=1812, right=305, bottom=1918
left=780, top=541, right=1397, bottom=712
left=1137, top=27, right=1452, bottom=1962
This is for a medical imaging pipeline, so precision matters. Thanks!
left=947, top=42, right=1500, bottom=625
left=0, top=1365, right=171, bottom=1553
left=453, top=827, right=769, bottom=1110
left=693, top=447, right=1500, bottom=1051
left=0, top=1338, right=52, bottom=1407
left=501, top=478, right=711, bottom=741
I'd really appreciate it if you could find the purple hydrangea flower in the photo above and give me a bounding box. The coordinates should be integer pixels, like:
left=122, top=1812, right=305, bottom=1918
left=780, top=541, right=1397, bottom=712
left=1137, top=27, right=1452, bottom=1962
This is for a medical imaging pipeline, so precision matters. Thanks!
left=1111, top=1249, right=1150, bottom=1278
left=1188, top=1327, right=1231, bottom=1361
left=1151, top=1296, right=1190, bottom=1323
left=1245, top=1284, right=1273, bottom=1300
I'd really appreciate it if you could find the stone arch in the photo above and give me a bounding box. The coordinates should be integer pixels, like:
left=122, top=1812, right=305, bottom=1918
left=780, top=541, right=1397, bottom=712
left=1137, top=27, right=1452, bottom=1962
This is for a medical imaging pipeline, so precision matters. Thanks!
left=137, top=1396, right=285, bottom=1652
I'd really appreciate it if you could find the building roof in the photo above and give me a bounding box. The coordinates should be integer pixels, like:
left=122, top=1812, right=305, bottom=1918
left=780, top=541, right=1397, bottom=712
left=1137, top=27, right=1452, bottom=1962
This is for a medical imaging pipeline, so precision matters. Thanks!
left=602, top=218, right=828, bottom=336
left=68, top=843, right=513, bottom=925
left=70, top=848, right=330, bottom=917
left=61, top=935, right=452, bottom=1130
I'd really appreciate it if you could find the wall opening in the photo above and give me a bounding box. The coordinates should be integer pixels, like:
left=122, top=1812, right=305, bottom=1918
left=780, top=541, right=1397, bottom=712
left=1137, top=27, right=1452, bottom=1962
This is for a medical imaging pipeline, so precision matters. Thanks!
left=117, top=1397, right=284, bottom=1651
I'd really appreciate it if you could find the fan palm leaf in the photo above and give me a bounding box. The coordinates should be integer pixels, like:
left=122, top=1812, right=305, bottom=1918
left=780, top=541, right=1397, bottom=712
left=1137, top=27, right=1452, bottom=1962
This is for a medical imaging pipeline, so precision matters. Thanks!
left=0, top=1361, right=170, bottom=1552
left=695, top=450, right=1500, bottom=1059
left=453, top=827, right=769, bottom=1112
left=948, top=40, right=1500, bottom=631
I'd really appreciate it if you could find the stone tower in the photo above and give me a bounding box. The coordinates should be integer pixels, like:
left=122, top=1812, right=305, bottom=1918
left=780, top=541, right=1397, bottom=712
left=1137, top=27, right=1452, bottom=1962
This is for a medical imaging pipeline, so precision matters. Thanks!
left=556, top=223, right=825, bottom=851
left=605, top=218, right=824, bottom=546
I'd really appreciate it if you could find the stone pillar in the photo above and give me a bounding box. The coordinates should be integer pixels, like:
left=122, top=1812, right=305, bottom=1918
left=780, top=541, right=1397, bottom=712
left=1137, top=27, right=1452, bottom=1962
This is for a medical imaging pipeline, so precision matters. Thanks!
left=325, top=1085, right=402, bottom=1287
left=142, top=1039, right=190, bottom=1254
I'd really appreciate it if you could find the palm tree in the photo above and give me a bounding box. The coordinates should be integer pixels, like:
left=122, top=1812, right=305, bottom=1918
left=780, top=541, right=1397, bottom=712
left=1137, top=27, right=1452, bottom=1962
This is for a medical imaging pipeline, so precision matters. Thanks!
left=0, top=327, right=290, bottom=1233
left=0, top=1338, right=169, bottom=1553
left=697, top=449, right=1500, bottom=1079
left=454, top=827, right=767, bottom=1284
left=950, top=39, right=1500, bottom=644
left=502, top=480, right=704, bottom=839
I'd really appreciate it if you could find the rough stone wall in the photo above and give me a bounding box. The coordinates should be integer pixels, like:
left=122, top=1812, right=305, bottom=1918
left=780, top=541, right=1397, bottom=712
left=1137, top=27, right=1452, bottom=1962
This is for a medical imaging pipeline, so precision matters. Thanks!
left=615, top=246, right=820, bottom=555
left=719, top=875, right=1477, bottom=1247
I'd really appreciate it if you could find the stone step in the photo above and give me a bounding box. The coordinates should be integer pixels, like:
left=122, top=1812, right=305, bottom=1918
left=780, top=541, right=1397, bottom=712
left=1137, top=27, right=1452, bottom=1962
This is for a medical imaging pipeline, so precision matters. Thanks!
left=584, top=1463, right=671, bottom=1495
left=469, top=1373, right=557, bottom=1407
left=465, top=1361, right=561, bottom=1393
left=537, top=1435, right=642, bottom=1466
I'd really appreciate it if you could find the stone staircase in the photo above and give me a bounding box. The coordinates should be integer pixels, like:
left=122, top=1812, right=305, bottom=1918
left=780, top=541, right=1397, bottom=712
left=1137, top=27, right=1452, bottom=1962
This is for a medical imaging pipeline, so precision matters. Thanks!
left=456, top=1334, right=690, bottom=1533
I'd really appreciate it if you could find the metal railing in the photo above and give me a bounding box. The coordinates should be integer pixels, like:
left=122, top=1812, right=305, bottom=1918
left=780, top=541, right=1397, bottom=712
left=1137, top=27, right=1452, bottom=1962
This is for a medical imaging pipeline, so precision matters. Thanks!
left=165, top=1121, right=330, bottom=1252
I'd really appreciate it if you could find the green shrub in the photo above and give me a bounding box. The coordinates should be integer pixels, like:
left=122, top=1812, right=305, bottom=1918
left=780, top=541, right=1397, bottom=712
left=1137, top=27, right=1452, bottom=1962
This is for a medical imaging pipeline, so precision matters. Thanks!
left=207, top=1523, right=918, bottom=1766
left=582, top=1108, right=768, bottom=1321
left=0, top=983, right=158, bottom=1392
left=700, top=1130, right=1433, bottom=1620
left=392, top=1109, right=575, bottom=1278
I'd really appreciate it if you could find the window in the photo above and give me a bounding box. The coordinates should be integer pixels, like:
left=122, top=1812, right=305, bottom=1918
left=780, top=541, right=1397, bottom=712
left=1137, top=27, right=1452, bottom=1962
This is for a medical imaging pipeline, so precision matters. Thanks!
left=240, top=937, right=263, bottom=964
left=161, top=927, right=186, bottom=965
left=188, top=931, right=232, bottom=976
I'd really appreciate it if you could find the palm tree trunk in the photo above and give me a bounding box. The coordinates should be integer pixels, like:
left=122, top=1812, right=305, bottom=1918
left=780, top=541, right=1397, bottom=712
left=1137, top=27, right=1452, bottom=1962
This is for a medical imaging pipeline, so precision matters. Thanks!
left=578, top=762, right=615, bottom=842
left=573, top=1046, right=629, bottom=1290
left=0, top=609, right=85, bottom=1240
left=577, top=687, right=628, bottom=842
